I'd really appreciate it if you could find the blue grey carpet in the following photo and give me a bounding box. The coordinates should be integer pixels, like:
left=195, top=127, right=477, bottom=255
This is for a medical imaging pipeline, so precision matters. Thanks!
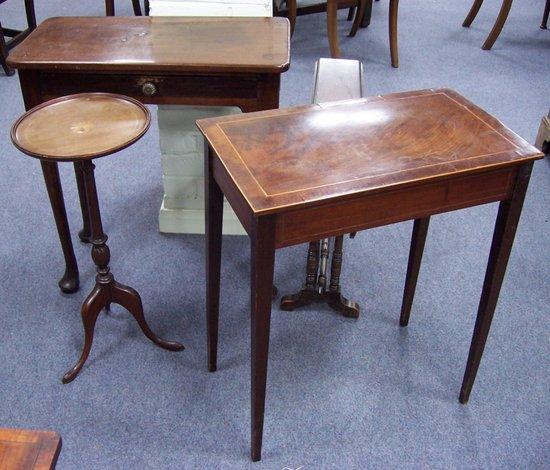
left=1, top=1, right=549, bottom=468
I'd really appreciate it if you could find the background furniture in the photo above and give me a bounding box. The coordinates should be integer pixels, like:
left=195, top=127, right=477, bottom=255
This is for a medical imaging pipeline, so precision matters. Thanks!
left=11, top=93, right=184, bottom=382
left=280, top=57, right=363, bottom=317
left=0, top=428, right=61, bottom=469
left=105, top=0, right=149, bottom=15
left=274, top=0, right=364, bottom=38
left=275, top=0, right=399, bottom=66
left=463, top=0, right=549, bottom=49
left=198, top=88, right=542, bottom=461
left=7, top=16, right=290, bottom=293
left=0, top=0, right=35, bottom=76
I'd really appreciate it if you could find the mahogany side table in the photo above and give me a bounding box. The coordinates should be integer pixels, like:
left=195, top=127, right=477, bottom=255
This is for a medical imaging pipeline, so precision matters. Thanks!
left=0, top=428, right=61, bottom=469
left=197, top=88, right=543, bottom=461
left=11, top=93, right=184, bottom=383
left=7, top=16, right=290, bottom=294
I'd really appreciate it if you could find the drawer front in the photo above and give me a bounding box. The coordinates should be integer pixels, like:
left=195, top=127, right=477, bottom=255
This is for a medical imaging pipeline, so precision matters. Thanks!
left=38, top=72, right=261, bottom=109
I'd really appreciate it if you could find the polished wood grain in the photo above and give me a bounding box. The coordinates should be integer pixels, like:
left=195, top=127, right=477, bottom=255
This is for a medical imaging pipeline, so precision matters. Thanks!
left=197, top=88, right=540, bottom=217
left=9, top=16, right=288, bottom=295
left=201, top=88, right=543, bottom=461
left=7, top=16, right=290, bottom=74
left=11, top=94, right=183, bottom=382
left=11, top=94, right=150, bottom=161
left=0, top=428, right=61, bottom=470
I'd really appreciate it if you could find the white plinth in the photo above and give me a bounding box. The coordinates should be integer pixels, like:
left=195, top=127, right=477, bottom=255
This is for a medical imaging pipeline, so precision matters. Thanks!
left=157, top=105, right=246, bottom=234
left=150, top=0, right=272, bottom=16
left=152, top=0, right=272, bottom=234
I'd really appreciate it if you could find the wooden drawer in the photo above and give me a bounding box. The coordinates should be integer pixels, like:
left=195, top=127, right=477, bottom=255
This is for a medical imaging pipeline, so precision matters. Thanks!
left=38, top=71, right=261, bottom=108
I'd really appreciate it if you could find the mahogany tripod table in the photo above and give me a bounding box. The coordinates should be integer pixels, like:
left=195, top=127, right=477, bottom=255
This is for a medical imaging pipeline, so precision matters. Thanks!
left=198, top=88, right=543, bottom=461
left=7, top=16, right=289, bottom=295
left=11, top=93, right=184, bottom=383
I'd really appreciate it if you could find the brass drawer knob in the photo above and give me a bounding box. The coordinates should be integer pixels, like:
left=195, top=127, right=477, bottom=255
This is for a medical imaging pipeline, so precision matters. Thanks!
left=141, top=82, right=157, bottom=96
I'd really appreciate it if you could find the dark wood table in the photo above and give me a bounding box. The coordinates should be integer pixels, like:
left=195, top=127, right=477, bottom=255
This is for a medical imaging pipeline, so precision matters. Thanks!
left=0, top=428, right=61, bottom=469
left=7, top=16, right=290, bottom=294
left=197, top=88, right=543, bottom=461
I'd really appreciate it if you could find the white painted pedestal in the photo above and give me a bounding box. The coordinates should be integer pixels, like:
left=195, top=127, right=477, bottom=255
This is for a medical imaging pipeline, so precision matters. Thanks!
left=151, top=0, right=272, bottom=234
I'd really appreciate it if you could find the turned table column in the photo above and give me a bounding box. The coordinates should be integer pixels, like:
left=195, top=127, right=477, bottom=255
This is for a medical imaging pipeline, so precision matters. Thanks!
left=11, top=93, right=184, bottom=383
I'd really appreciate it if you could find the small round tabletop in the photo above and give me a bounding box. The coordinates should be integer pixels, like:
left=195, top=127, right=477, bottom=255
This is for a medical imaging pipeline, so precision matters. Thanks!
left=11, top=93, right=150, bottom=161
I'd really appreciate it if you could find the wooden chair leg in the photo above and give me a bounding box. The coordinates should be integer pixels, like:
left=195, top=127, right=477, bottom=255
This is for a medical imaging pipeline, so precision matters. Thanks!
left=481, top=0, right=513, bottom=50
left=132, top=0, right=143, bottom=16
left=327, top=0, right=340, bottom=57
left=287, top=0, right=297, bottom=37
left=350, top=0, right=368, bottom=37
left=105, top=0, right=115, bottom=16
left=0, top=21, right=15, bottom=76
left=541, top=0, right=550, bottom=29
left=347, top=6, right=356, bottom=21
left=462, top=0, right=484, bottom=27
left=361, top=0, right=373, bottom=28
left=389, top=0, right=399, bottom=67
left=24, top=0, right=37, bottom=29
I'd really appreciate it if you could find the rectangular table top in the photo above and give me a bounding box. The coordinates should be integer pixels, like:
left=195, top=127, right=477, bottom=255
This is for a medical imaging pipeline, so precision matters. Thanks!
left=8, top=16, right=290, bottom=74
left=197, top=88, right=543, bottom=215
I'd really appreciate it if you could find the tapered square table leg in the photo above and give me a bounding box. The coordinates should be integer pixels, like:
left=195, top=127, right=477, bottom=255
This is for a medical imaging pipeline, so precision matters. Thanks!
left=460, top=162, right=533, bottom=403
left=205, top=145, right=224, bottom=373
left=250, top=216, right=276, bottom=462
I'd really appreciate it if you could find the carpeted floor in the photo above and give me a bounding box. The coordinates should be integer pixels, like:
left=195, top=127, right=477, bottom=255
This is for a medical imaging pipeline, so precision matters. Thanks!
left=1, top=1, right=549, bottom=468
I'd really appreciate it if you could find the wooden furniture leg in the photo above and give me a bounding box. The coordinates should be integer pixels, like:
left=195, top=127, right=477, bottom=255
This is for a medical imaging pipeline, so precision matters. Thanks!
left=327, top=0, right=340, bottom=57
left=63, top=161, right=183, bottom=383
left=24, top=0, right=37, bottom=29
left=74, top=162, right=91, bottom=243
left=0, top=20, right=13, bottom=76
left=250, top=216, right=276, bottom=462
left=541, top=0, right=550, bottom=29
left=389, top=0, right=399, bottom=67
left=481, top=0, right=513, bottom=50
left=105, top=0, right=115, bottom=15
left=280, top=240, right=320, bottom=310
left=350, top=0, right=368, bottom=37
left=287, top=0, right=297, bottom=37
left=205, top=145, right=224, bottom=373
left=459, top=162, right=533, bottom=404
left=347, top=6, right=356, bottom=21
left=325, top=235, right=360, bottom=317
left=41, top=161, right=80, bottom=294
left=462, top=0, right=484, bottom=27
left=1, top=0, right=36, bottom=76
left=132, top=0, right=143, bottom=15
left=399, top=217, right=430, bottom=326
left=360, top=0, right=373, bottom=28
